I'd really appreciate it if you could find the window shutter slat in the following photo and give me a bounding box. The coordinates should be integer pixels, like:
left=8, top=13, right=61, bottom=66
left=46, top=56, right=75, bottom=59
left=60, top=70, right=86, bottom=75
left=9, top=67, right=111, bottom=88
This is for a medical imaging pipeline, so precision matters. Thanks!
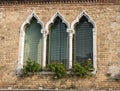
left=49, top=17, right=68, bottom=66
left=74, top=18, right=93, bottom=64
left=24, top=18, right=42, bottom=64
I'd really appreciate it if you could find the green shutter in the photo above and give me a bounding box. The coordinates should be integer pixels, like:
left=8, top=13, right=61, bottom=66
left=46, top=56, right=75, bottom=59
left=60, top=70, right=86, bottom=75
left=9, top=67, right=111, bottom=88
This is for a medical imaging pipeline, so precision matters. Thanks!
left=24, top=18, right=42, bottom=64
left=74, top=16, right=93, bottom=64
left=49, top=17, right=68, bottom=66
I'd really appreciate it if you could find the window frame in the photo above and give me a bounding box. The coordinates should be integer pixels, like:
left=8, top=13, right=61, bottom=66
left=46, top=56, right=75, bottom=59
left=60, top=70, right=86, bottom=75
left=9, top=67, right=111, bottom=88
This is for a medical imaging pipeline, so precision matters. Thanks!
left=45, top=12, right=71, bottom=69
left=71, top=11, right=97, bottom=74
left=17, top=11, right=44, bottom=75
left=47, top=17, right=68, bottom=66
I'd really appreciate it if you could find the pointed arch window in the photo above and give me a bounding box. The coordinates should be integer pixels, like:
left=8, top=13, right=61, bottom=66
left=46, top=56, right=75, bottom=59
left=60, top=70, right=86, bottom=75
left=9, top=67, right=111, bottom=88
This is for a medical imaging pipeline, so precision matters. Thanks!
left=73, top=15, right=93, bottom=64
left=24, top=17, right=43, bottom=64
left=17, top=12, right=44, bottom=74
left=47, top=16, right=68, bottom=66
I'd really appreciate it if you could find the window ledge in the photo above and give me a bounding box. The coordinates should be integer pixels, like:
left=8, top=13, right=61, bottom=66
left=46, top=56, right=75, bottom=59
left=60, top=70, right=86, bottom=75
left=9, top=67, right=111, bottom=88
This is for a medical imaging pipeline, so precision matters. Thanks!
left=17, top=71, right=96, bottom=76
left=39, top=71, right=71, bottom=75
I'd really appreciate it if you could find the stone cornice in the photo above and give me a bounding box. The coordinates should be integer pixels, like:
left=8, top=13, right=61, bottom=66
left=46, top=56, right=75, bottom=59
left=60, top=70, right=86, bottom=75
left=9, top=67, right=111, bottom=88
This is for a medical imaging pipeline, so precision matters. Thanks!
left=0, top=0, right=119, bottom=5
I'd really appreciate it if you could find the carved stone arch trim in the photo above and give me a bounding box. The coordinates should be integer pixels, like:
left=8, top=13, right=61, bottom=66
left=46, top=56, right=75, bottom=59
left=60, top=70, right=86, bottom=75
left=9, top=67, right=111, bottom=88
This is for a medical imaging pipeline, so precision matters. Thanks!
left=71, top=11, right=97, bottom=74
left=20, top=10, right=44, bottom=33
left=71, top=11, right=96, bottom=33
left=17, top=11, right=44, bottom=75
left=45, top=11, right=70, bottom=34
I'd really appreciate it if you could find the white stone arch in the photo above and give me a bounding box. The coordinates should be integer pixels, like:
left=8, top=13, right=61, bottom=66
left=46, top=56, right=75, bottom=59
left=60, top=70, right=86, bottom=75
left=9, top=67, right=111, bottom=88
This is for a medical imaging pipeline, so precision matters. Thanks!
left=71, top=11, right=96, bottom=32
left=71, top=11, right=97, bottom=74
left=45, top=11, right=70, bottom=33
left=20, top=11, right=44, bottom=33
left=17, top=11, right=44, bottom=75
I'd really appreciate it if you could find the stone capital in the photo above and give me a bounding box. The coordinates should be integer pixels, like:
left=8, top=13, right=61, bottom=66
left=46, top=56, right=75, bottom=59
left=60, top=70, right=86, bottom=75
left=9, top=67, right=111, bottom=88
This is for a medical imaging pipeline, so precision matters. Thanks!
left=67, top=29, right=74, bottom=34
left=41, top=29, right=48, bottom=36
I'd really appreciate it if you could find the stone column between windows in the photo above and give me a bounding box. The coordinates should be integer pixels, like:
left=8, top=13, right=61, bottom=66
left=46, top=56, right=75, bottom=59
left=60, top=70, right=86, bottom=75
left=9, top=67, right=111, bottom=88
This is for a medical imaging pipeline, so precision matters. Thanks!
left=67, top=29, right=74, bottom=69
left=42, top=30, right=48, bottom=69
left=17, top=30, right=25, bottom=75
left=93, top=30, right=97, bottom=74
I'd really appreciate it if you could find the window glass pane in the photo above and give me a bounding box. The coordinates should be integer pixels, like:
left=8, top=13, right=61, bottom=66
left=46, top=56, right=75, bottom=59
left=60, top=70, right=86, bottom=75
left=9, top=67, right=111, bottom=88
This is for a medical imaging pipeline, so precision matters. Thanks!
left=74, top=16, right=93, bottom=64
left=49, top=17, right=68, bottom=66
left=24, top=18, right=42, bottom=64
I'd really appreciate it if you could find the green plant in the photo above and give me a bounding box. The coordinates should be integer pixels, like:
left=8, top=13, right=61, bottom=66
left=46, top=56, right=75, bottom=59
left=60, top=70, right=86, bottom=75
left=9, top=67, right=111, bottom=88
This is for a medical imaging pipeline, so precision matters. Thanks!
left=46, top=61, right=67, bottom=79
left=72, top=60, right=94, bottom=78
left=23, top=58, right=42, bottom=75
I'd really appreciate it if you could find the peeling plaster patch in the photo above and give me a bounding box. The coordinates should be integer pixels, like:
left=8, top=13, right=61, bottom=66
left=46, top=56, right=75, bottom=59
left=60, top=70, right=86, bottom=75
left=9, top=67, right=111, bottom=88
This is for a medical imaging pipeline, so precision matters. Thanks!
left=107, top=62, right=120, bottom=80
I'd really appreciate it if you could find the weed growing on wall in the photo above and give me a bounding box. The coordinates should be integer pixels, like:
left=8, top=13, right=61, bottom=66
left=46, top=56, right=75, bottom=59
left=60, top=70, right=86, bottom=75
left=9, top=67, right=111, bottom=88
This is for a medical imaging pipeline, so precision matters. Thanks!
left=23, top=58, right=42, bottom=75
left=22, top=59, right=94, bottom=79
left=72, top=60, right=94, bottom=77
left=46, top=61, right=67, bottom=79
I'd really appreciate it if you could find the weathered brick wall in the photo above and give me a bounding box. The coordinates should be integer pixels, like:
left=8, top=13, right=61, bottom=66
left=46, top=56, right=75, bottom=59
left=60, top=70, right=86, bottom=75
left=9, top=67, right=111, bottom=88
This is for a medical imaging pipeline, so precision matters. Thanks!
left=0, top=4, right=120, bottom=89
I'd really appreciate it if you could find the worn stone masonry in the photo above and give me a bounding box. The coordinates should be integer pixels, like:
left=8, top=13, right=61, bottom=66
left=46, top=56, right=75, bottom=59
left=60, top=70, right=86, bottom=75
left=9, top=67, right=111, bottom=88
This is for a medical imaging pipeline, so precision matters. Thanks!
left=0, top=2, right=120, bottom=89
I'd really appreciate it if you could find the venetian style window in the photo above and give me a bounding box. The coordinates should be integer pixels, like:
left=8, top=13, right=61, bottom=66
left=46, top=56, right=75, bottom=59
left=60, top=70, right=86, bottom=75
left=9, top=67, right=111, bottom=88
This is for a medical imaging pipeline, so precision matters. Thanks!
left=73, top=15, right=93, bottom=64
left=17, top=11, right=97, bottom=75
left=24, top=17, right=43, bottom=64
left=47, top=16, right=68, bottom=67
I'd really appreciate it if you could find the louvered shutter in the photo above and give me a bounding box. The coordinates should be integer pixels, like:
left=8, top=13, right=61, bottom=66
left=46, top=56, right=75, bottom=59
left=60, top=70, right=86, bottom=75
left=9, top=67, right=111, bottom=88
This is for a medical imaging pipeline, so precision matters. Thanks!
left=49, top=17, right=68, bottom=66
left=24, top=18, right=42, bottom=64
left=74, top=17, right=93, bottom=64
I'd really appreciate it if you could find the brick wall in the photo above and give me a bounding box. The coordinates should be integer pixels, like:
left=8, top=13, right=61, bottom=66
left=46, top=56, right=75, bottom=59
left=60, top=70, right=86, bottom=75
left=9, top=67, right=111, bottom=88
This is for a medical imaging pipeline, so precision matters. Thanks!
left=0, top=4, right=120, bottom=89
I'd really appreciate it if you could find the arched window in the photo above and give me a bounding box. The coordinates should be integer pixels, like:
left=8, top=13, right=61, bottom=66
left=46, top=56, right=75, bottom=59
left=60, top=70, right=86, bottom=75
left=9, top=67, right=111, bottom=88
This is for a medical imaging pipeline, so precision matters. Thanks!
left=73, top=15, right=93, bottom=64
left=47, top=16, right=68, bottom=66
left=24, top=17, right=42, bottom=64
